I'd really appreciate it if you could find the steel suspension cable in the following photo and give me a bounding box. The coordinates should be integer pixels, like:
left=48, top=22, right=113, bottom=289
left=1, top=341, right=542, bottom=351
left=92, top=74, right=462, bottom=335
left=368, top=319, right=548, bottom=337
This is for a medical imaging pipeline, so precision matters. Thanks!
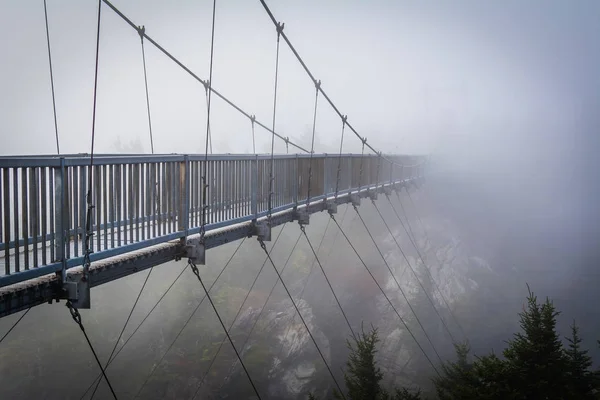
left=397, top=190, right=468, bottom=341
left=300, top=223, right=356, bottom=340
left=138, top=27, right=154, bottom=154
left=268, top=23, right=283, bottom=224
left=334, top=116, right=347, bottom=199
left=352, top=204, right=445, bottom=363
left=257, top=0, right=405, bottom=168
left=189, top=259, right=262, bottom=400
left=43, top=0, right=60, bottom=154
left=274, top=214, right=339, bottom=362
left=257, top=237, right=347, bottom=399
left=373, top=201, right=455, bottom=345
left=306, top=81, right=320, bottom=205
left=0, top=308, right=30, bottom=345
left=250, top=115, right=256, bottom=154
left=398, top=190, right=466, bottom=322
left=68, top=1, right=118, bottom=398
left=328, top=213, right=440, bottom=377
left=199, top=0, right=217, bottom=246
left=89, top=25, right=159, bottom=400
left=79, top=263, right=189, bottom=400
left=67, top=302, right=118, bottom=399
left=101, top=0, right=309, bottom=153
left=205, top=88, right=213, bottom=154
left=133, top=237, right=245, bottom=399
left=218, top=229, right=303, bottom=391
left=395, top=190, right=418, bottom=246
left=89, top=267, right=154, bottom=399
left=191, top=224, right=289, bottom=398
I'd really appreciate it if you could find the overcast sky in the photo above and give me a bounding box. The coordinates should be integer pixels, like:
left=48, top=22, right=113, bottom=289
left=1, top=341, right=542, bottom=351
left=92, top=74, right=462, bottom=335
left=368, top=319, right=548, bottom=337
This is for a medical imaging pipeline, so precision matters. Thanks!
left=0, top=0, right=598, bottom=163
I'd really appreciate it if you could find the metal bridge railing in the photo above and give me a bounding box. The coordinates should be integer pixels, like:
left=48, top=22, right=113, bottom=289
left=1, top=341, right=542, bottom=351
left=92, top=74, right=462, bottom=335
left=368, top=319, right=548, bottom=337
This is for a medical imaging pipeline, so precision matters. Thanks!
left=0, top=153, right=424, bottom=288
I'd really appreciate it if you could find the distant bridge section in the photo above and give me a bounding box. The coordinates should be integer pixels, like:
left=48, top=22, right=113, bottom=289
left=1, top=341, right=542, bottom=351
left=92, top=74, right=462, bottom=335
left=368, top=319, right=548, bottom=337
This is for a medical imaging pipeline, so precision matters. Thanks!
left=0, top=153, right=425, bottom=317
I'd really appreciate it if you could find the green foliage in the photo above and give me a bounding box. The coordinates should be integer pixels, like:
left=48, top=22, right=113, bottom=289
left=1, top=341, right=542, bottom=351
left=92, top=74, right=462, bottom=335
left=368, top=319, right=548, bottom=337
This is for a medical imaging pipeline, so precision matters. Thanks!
left=310, top=285, right=600, bottom=400
left=330, top=325, right=422, bottom=400
left=433, top=285, right=600, bottom=400
left=334, top=326, right=385, bottom=400
left=564, top=321, right=595, bottom=398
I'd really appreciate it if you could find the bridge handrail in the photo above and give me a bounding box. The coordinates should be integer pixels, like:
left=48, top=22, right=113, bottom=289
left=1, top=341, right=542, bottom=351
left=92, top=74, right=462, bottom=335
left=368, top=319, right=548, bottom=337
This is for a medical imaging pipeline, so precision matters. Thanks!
left=0, top=153, right=426, bottom=289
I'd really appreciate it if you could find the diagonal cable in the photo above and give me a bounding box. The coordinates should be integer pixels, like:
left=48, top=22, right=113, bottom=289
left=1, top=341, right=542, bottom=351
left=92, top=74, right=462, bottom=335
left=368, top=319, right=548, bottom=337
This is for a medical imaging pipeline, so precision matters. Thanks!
left=133, top=237, right=245, bottom=399
left=89, top=267, right=154, bottom=399
left=101, top=0, right=309, bottom=153
left=353, top=203, right=446, bottom=362
left=189, top=260, right=262, bottom=399
left=217, top=228, right=302, bottom=392
left=329, top=213, right=440, bottom=377
left=0, top=308, right=30, bottom=345
left=257, top=237, right=347, bottom=399
left=399, top=189, right=468, bottom=342
left=191, top=224, right=288, bottom=398
left=43, top=0, right=60, bottom=154
left=79, top=262, right=189, bottom=399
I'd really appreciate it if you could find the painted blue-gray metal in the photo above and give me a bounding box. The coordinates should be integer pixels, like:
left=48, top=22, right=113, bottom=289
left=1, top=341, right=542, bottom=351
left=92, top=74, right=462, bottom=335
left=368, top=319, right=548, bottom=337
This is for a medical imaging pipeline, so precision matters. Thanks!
left=0, top=176, right=420, bottom=317
left=0, top=153, right=423, bottom=292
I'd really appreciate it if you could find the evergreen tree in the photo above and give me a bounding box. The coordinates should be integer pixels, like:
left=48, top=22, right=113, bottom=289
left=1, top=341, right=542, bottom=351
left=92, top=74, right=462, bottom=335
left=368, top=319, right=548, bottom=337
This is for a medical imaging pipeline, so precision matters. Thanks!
left=433, top=342, right=482, bottom=400
left=334, top=326, right=385, bottom=400
left=331, top=326, right=422, bottom=400
left=563, top=321, right=595, bottom=398
left=502, top=286, right=568, bottom=399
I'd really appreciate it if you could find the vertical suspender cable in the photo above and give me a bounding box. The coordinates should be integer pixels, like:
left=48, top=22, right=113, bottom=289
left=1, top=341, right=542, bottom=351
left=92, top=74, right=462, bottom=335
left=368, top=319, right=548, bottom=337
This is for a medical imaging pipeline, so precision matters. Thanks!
left=200, top=0, right=217, bottom=242
left=138, top=26, right=154, bottom=154
left=334, top=116, right=347, bottom=199
left=250, top=115, right=256, bottom=154
left=43, top=0, right=60, bottom=155
left=268, top=23, right=283, bottom=223
left=66, top=2, right=117, bottom=399
left=89, top=29, right=158, bottom=398
left=205, top=89, right=213, bottom=154
left=305, top=81, right=320, bottom=205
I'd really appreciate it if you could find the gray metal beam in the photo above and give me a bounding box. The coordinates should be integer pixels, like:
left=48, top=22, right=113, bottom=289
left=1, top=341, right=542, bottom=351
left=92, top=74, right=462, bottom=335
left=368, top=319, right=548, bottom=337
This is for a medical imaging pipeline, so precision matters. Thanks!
left=0, top=178, right=418, bottom=318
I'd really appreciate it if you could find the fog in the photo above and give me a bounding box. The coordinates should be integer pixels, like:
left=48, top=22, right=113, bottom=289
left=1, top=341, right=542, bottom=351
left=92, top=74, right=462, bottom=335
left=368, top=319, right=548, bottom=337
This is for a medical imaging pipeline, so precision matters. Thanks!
left=1, top=0, right=599, bottom=399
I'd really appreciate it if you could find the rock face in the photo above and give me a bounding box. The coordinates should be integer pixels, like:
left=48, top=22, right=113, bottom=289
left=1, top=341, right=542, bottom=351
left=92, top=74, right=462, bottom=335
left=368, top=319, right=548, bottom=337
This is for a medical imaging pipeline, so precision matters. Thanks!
left=219, top=192, right=491, bottom=398
left=220, top=298, right=331, bottom=399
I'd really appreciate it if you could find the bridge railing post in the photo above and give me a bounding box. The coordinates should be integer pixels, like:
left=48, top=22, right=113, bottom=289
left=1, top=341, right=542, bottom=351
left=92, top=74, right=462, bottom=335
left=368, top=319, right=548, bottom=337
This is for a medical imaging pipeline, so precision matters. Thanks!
left=53, top=158, right=67, bottom=284
left=179, top=155, right=189, bottom=237
left=251, top=155, right=258, bottom=221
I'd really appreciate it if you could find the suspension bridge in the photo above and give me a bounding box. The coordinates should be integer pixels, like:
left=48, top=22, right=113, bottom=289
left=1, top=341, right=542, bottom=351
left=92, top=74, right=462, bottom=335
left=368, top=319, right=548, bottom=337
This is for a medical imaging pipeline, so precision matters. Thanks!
left=0, top=1, right=463, bottom=399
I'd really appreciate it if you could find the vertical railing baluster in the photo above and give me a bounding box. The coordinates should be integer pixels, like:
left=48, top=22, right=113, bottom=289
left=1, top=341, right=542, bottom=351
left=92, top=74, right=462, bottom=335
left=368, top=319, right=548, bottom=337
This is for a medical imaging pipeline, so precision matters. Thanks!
left=49, top=169, right=54, bottom=262
left=54, top=158, right=65, bottom=279
left=179, top=156, right=188, bottom=235
left=30, top=168, right=39, bottom=268
left=152, top=162, right=157, bottom=238
left=0, top=169, right=3, bottom=248
left=109, top=164, right=115, bottom=249
left=13, top=169, right=20, bottom=272
left=116, top=164, right=122, bottom=246
left=94, top=164, right=100, bottom=252
left=73, top=166, right=79, bottom=257
left=143, top=163, right=148, bottom=240
left=128, top=164, right=133, bottom=243
left=21, top=168, right=29, bottom=270
left=41, top=167, right=47, bottom=266
left=2, top=168, right=9, bottom=275
left=133, top=163, right=139, bottom=242
left=79, top=166, right=85, bottom=253
left=101, top=165, right=106, bottom=250
left=251, top=156, right=257, bottom=221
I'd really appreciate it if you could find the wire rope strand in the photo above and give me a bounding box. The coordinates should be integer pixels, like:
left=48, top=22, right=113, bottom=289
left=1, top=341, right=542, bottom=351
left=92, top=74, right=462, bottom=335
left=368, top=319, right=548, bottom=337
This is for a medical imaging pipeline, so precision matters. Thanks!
left=329, top=213, right=440, bottom=377
left=43, top=0, right=60, bottom=154
left=257, top=238, right=347, bottom=399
